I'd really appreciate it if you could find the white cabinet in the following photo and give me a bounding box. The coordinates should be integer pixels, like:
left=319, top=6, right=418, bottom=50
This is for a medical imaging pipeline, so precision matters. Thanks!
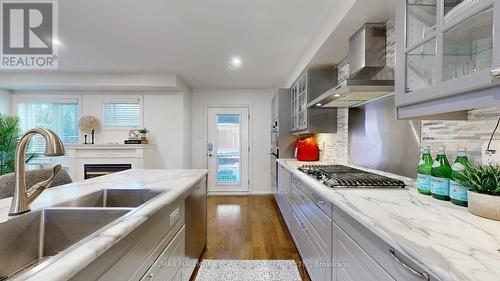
left=291, top=208, right=332, bottom=281
left=395, top=0, right=500, bottom=119
left=334, top=223, right=394, bottom=281
left=276, top=162, right=292, bottom=227
left=141, top=227, right=186, bottom=281
left=291, top=72, right=308, bottom=131
left=289, top=176, right=333, bottom=281
left=290, top=67, right=337, bottom=134
left=332, top=202, right=436, bottom=281
left=275, top=168, right=437, bottom=281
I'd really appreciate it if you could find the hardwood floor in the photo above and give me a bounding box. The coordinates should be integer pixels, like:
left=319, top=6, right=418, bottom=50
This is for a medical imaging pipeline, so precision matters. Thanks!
left=193, top=195, right=310, bottom=281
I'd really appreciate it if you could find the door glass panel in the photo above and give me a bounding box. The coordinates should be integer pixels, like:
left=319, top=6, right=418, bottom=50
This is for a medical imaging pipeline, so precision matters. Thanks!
left=407, top=0, right=436, bottom=47
left=216, top=114, right=241, bottom=184
left=406, top=38, right=436, bottom=92
left=443, top=8, right=493, bottom=81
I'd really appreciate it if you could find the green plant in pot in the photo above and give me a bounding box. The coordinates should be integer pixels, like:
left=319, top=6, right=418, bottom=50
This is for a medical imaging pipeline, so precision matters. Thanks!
left=0, top=114, right=35, bottom=175
left=457, top=162, right=500, bottom=221
left=138, top=128, right=149, bottom=140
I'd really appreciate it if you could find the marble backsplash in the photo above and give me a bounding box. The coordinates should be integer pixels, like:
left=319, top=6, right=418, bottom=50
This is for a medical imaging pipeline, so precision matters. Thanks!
left=421, top=106, right=500, bottom=163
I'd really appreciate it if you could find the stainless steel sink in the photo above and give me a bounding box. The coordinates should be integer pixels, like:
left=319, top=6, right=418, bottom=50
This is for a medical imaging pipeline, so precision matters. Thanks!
left=0, top=208, right=130, bottom=279
left=55, top=189, right=162, bottom=208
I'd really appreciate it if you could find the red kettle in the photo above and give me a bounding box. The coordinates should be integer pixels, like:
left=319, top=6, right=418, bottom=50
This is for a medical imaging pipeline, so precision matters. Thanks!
left=295, top=137, right=319, bottom=161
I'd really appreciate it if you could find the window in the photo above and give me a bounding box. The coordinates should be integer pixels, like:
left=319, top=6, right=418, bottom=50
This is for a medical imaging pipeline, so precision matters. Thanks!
left=102, top=101, right=141, bottom=127
left=17, top=98, right=79, bottom=166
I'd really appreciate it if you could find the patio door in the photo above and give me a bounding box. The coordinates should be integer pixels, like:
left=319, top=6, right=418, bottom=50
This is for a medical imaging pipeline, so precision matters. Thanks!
left=207, top=107, right=249, bottom=193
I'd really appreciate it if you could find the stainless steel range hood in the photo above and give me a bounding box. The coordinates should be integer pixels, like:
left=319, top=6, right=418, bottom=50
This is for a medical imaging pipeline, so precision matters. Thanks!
left=308, top=23, right=395, bottom=108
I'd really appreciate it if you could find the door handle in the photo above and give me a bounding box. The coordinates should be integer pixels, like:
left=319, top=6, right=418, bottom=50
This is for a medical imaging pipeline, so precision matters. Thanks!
left=207, top=143, right=214, bottom=157
left=389, top=248, right=429, bottom=280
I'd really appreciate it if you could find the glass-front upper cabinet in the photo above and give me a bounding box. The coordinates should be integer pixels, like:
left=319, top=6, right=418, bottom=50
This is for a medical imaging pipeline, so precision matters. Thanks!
left=290, top=84, right=298, bottom=131
left=290, top=72, right=308, bottom=132
left=289, top=67, right=337, bottom=134
left=297, top=73, right=308, bottom=131
left=396, top=0, right=500, bottom=115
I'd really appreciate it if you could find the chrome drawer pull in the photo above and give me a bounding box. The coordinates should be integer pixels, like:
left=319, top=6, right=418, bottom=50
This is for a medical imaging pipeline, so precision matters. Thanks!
left=390, top=248, right=429, bottom=281
left=300, top=222, right=308, bottom=231
left=490, top=67, right=500, bottom=77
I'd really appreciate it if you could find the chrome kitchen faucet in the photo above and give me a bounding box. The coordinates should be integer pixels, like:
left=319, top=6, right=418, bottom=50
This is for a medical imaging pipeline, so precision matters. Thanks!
left=8, top=128, right=65, bottom=216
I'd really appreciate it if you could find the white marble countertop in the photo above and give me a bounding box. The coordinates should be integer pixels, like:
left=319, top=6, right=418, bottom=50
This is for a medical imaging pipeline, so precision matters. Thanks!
left=277, top=158, right=500, bottom=281
left=0, top=169, right=208, bottom=280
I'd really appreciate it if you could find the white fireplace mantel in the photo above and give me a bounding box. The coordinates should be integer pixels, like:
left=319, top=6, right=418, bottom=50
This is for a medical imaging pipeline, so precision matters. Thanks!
left=67, top=144, right=162, bottom=181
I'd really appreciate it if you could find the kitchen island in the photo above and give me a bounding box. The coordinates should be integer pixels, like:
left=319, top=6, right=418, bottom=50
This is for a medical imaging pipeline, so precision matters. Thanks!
left=276, top=159, right=500, bottom=281
left=0, top=169, right=208, bottom=281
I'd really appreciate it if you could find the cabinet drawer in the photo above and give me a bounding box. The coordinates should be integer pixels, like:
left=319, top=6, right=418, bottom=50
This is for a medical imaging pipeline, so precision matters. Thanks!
left=292, top=185, right=332, bottom=250
left=292, top=174, right=333, bottom=218
left=291, top=210, right=331, bottom=281
left=292, top=194, right=331, bottom=261
left=278, top=162, right=292, bottom=195
left=141, top=226, right=186, bottom=281
left=333, top=204, right=436, bottom=281
left=276, top=191, right=292, bottom=228
left=335, top=223, right=394, bottom=281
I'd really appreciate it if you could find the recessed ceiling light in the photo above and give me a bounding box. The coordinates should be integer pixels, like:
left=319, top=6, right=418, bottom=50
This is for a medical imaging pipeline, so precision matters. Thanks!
left=316, top=103, right=322, bottom=107
left=229, top=57, right=242, bottom=70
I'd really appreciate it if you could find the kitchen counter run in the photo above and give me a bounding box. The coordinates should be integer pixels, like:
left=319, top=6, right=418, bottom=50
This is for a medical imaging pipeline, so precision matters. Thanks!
left=277, top=158, right=500, bottom=281
left=0, top=169, right=208, bottom=281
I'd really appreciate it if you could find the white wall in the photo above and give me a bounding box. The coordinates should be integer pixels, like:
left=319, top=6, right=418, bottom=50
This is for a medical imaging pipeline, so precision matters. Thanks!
left=0, top=89, right=11, bottom=114
left=182, top=88, right=193, bottom=168
left=192, top=89, right=274, bottom=194
left=78, top=93, right=142, bottom=143
left=11, top=91, right=192, bottom=169
left=143, top=93, right=188, bottom=169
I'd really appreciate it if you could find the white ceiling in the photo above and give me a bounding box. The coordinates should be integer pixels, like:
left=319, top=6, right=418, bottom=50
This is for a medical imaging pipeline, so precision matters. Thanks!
left=32, top=0, right=342, bottom=88
left=0, top=0, right=396, bottom=89
left=310, top=0, right=396, bottom=67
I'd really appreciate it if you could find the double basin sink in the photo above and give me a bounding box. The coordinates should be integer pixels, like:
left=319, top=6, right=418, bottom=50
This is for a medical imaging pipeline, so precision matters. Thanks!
left=0, top=189, right=163, bottom=280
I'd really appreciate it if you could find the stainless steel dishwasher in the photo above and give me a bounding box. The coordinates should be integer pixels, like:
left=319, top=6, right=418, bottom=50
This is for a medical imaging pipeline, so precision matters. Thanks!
left=184, top=176, right=207, bottom=279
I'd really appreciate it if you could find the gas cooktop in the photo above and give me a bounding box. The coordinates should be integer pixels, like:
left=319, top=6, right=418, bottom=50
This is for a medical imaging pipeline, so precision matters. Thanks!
left=298, top=165, right=406, bottom=188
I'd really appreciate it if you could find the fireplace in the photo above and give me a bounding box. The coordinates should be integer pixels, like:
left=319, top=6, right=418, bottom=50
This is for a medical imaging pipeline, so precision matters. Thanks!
left=84, top=164, right=132, bottom=179
left=67, top=144, right=158, bottom=181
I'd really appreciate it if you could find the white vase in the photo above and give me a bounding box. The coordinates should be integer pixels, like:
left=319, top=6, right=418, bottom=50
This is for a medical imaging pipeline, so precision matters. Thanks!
left=468, top=191, right=500, bottom=221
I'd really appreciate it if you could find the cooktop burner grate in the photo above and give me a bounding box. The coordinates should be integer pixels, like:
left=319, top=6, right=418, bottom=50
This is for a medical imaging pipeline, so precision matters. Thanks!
left=299, top=165, right=406, bottom=188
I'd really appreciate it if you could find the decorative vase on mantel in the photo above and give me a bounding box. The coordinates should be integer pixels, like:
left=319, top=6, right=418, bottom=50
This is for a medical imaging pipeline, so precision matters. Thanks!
left=468, top=191, right=500, bottom=221
left=78, top=115, right=101, bottom=145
